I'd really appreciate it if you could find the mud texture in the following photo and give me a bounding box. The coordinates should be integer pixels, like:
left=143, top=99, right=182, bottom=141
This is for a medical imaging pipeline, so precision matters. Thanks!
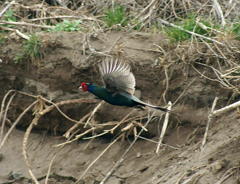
left=0, top=30, right=240, bottom=184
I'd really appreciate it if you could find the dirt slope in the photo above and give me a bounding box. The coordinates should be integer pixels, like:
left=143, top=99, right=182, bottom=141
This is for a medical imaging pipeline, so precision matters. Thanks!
left=0, top=30, right=240, bottom=184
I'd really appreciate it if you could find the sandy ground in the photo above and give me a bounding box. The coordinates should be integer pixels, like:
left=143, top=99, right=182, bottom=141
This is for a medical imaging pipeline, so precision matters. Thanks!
left=0, top=110, right=240, bottom=184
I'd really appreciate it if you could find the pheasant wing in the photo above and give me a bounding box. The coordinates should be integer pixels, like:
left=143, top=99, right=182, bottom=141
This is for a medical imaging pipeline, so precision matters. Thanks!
left=98, top=59, right=136, bottom=95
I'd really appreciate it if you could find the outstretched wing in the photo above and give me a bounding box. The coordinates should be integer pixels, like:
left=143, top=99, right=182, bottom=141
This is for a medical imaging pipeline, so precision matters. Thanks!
left=98, top=59, right=136, bottom=95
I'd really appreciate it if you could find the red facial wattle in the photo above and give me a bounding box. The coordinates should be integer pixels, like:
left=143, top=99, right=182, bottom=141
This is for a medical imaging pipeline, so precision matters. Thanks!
left=80, top=82, right=88, bottom=91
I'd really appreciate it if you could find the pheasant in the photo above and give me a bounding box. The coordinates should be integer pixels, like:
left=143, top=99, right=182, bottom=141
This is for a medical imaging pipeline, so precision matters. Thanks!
left=79, top=59, right=168, bottom=112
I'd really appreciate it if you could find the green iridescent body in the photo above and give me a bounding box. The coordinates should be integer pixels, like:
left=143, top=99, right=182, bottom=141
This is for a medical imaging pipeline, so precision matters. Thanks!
left=88, top=84, right=140, bottom=107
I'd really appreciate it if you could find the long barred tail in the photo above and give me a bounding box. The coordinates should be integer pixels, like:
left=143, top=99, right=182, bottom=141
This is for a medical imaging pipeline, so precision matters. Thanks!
left=143, top=103, right=169, bottom=112
left=133, top=97, right=169, bottom=112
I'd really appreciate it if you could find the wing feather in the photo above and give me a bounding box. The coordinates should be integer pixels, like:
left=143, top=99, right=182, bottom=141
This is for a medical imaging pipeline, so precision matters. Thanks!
left=98, top=59, right=136, bottom=95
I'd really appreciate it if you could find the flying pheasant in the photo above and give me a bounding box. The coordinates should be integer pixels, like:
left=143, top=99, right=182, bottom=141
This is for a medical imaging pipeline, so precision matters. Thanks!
left=79, top=59, right=168, bottom=112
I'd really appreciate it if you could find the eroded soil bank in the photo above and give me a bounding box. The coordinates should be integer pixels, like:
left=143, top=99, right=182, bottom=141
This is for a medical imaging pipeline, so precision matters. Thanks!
left=0, top=30, right=240, bottom=184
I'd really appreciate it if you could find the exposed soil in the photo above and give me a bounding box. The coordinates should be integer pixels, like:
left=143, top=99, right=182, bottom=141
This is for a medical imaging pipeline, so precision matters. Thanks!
left=1, top=1, right=240, bottom=184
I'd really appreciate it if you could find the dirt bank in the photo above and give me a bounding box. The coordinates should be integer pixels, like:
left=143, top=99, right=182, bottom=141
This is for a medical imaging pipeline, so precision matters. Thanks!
left=1, top=0, right=240, bottom=183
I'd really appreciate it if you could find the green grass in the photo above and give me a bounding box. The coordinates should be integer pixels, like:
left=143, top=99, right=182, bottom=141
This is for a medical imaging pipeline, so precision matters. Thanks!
left=164, top=15, right=216, bottom=42
left=3, top=9, right=17, bottom=22
left=48, top=20, right=81, bottom=32
left=0, top=35, right=6, bottom=44
left=232, top=23, right=240, bottom=40
left=104, top=5, right=127, bottom=27
left=1, top=9, right=17, bottom=30
left=14, top=34, right=42, bottom=64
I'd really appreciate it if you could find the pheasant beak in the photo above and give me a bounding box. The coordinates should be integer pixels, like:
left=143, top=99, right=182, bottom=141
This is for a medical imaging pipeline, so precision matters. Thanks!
left=79, top=86, right=82, bottom=90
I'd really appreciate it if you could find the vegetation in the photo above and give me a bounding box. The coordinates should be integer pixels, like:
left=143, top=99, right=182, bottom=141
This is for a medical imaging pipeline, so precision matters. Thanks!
left=1, top=9, right=17, bottom=30
left=0, top=35, right=6, bottom=44
left=14, top=34, right=42, bottom=64
left=164, top=15, right=216, bottom=42
left=232, top=23, right=240, bottom=40
left=48, top=20, right=81, bottom=32
left=104, top=5, right=127, bottom=27
left=3, top=9, right=17, bottom=22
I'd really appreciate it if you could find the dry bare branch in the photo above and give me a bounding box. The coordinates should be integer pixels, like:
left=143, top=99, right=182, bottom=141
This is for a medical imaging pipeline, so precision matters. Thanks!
left=212, top=0, right=226, bottom=26
left=0, top=21, right=54, bottom=29
left=156, top=101, right=172, bottom=154
left=212, top=99, right=240, bottom=117
left=0, top=90, right=15, bottom=140
left=84, top=101, right=104, bottom=128
left=45, top=154, right=57, bottom=184
left=0, top=100, right=38, bottom=150
left=55, top=127, right=95, bottom=147
left=0, top=92, right=16, bottom=141
left=162, top=66, right=169, bottom=104
left=63, top=112, right=90, bottom=138
left=0, top=0, right=15, bottom=17
left=215, top=166, right=240, bottom=184
left=201, top=97, right=218, bottom=150
left=22, top=114, right=41, bottom=184
left=30, top=15, right=98, bottom=22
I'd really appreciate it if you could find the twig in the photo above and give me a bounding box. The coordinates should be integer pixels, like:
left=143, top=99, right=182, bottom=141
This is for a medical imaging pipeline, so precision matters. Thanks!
left=0, top=92, right=16, bottom=142
left=135, top=0, right=158, bottom=19
left=45, top=154, right=57, bottom=184
left=14, top=93, right=98, bottom=128
left=39, top=98, right=98, bottom=124
left=99, top=111, right=156, bottom=184
left=75, top=135, right=122, bottom=183
left=16, top=91, right=38, bottom=98
left=0, top=100, right=38, bottom=150
left=212, top=99, right=240, bottom=117
left=0, top=21, right=54, bottom=29
left=109, top=109, right=137, bottom=134
left=214, top=166, right=240, bottom=184
left=193, top=62, right=236, bottom=90
left=62, top=113, right=147, bottom=146
left=201, top=97, right=218, bottom=150
left=84, top=101, right=104, bottom=128
left=180, top=168, right=206, bottom=184
left=82, top=130, right=110, bottom=140
left=0, top=90, right=15, bottom=121
left=138, top=135, right=180, bottom=149
left=0, top=23, right=29, bottom=39
left=63, top=112, right=90, bottom=138
left=0, top=26, right=30, bottom=40
left=156, top=101, right=172, bottom=154
left=22, top=114, right=41, bottom=184
left=15, top=30, right=30, bottom=40
left=0, top=90, right=15, bottom=141
left=54, top=128, right=95, bottom=147
left=0, top=0, right=15, bottom=17
left=30, top=15, right=98, bottom=22
left=212, top=0, right=226, bottom=26
left=162, top=66, right=169, bottom=104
